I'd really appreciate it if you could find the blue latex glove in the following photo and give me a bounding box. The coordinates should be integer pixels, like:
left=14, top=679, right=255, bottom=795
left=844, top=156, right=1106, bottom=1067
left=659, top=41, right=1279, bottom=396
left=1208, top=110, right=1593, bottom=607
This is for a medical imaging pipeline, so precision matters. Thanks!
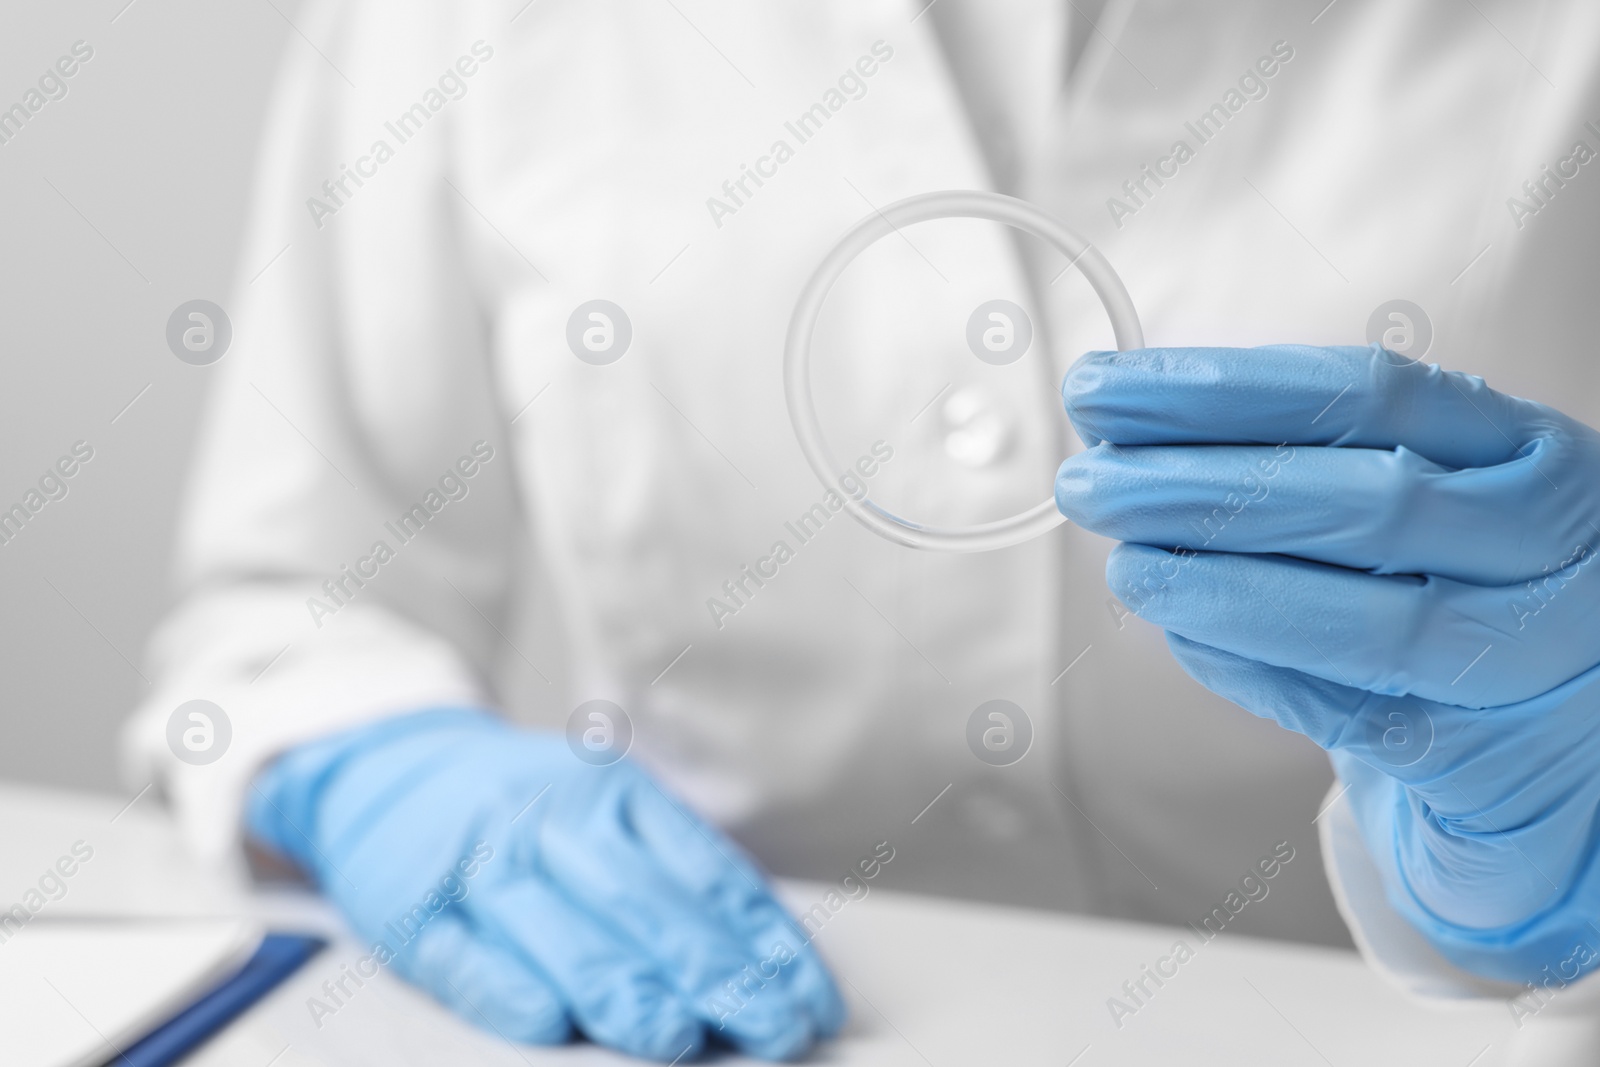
left=246, top=709, right=845, bottom=1061
left=1056, top=344, right=1600, bottom=985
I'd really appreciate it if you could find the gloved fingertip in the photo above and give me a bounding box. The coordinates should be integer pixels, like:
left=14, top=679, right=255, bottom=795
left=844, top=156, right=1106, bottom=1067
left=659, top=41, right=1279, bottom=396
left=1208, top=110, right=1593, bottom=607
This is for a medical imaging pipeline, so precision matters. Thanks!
left=439, top=957, right=571, bottom=1043
left=578, top=979, right=702, bottom=1063
left=1062, top=353, right=1118, bottom=447
left=814, top=982, right=849, bottom=1038
left=1054, top=452, right=1103, bottom=526
left=638, top=1014, right=704, bottom=1063
left=735, top=1017, right=815, bottom=1063
left=1063, top=348, right=1117, bottom=382
left=497, top=994, right=574, bottom=1046
left=781, top=951, right=848, bottom=1037
left=706, top=985, right=820, bottom=1061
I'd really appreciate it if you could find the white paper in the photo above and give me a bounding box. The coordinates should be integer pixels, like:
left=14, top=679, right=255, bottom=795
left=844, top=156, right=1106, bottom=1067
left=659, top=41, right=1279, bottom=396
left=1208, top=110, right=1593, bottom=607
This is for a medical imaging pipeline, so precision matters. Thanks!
left=0, top=918, right=263, bottom=1067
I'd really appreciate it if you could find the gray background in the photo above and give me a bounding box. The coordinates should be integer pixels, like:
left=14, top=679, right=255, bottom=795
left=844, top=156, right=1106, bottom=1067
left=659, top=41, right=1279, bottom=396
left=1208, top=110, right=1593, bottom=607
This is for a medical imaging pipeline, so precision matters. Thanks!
left=0, top=1, right=297, bottom=793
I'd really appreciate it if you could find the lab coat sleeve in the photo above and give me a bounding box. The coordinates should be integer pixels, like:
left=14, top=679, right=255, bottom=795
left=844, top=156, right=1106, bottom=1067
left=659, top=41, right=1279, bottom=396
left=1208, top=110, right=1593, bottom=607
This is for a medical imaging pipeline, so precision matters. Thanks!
left=1319, top=783, right=1600, bottom=1028
left=120, top=0, right=520, bottom=861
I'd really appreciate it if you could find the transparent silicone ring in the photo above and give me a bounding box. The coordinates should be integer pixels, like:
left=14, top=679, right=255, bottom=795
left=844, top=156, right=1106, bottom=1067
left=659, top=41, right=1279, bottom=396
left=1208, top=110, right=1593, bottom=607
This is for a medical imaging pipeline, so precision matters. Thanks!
left=783, top=190, right=1144, bottom=552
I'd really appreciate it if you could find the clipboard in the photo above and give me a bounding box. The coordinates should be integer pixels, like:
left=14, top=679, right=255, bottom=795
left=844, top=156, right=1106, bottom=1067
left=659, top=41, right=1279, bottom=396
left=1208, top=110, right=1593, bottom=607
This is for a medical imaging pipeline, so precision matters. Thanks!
left=108, top=932, right=325, bottom=1067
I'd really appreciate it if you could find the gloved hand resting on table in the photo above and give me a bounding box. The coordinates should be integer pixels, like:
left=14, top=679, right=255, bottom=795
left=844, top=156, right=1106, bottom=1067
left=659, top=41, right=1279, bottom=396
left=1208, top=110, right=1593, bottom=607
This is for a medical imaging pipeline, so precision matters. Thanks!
left=246, top=708, right=844, bottom=1061
left=1056, top=344, right=1600, bottom=985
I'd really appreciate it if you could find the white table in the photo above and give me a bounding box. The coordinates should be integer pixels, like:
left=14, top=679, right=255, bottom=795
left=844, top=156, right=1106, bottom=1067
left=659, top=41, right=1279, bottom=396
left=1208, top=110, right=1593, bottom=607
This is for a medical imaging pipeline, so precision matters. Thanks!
left=0, top=782, right=1529, bottom=1065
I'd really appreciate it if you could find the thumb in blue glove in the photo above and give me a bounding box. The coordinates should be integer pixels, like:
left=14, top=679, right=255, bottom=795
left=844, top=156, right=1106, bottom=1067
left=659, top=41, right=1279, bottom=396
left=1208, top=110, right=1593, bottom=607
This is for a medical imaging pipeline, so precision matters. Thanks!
left=246, top=708, right=846, bottom=1061
left=1056, top=344, right=1600, bottom=985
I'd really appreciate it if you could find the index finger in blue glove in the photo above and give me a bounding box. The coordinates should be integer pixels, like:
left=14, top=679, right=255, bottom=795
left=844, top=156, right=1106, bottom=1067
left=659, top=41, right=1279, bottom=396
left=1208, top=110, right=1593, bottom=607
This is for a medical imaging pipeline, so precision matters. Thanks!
left=387, top=909, right=572, bottom=1046
left=625, top=779, right=847, bottom=1040
left=1056, top=439, right=1591, bottom=586
left=1108, top=543, right=1600, bottom=707
left=465, top=875, right=705, bottom=1063
left=1062, top=345, right=1568, bottom=471
left=539, top=771, right=819, bottom=1061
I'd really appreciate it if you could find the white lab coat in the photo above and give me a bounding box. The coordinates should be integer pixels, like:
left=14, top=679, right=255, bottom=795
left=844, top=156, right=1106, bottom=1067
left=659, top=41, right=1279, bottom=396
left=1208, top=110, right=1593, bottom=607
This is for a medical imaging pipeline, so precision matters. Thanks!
left=124, top=0, right=1600, bottom=1050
